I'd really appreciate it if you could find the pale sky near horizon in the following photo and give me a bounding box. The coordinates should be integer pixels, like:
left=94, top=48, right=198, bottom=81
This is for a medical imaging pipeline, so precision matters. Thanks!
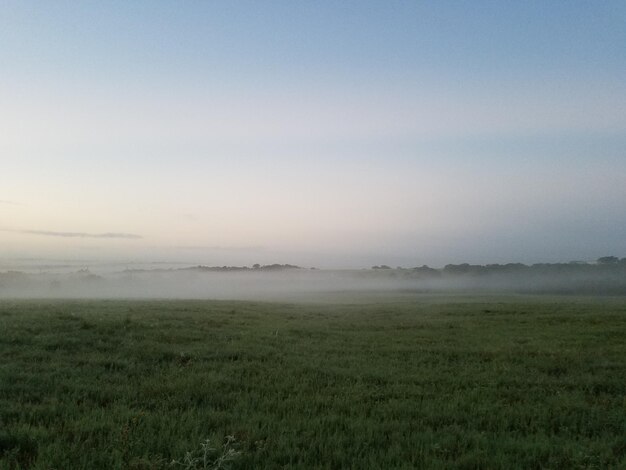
left=1, top=1, right=625, bottom=268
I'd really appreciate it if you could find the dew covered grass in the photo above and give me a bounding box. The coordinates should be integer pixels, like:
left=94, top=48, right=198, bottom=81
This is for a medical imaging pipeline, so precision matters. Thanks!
left=1, top=296, right=626, bottom=469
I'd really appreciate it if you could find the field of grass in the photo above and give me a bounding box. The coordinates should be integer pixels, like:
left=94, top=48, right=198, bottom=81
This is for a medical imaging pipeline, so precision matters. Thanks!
left=1, top=296, right=626, bottom=469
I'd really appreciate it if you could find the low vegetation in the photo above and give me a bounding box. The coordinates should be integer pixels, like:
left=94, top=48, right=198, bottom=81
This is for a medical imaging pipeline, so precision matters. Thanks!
left=1, top=296, right=626, bottom=468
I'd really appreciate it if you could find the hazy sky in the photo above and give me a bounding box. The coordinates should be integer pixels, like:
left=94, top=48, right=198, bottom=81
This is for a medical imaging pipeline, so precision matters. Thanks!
left=1, top=1, right=625, bottom=268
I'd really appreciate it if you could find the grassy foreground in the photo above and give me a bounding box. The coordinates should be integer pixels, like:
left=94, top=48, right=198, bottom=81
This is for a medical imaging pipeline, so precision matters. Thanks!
left=1, top=297, right=626, bottom=469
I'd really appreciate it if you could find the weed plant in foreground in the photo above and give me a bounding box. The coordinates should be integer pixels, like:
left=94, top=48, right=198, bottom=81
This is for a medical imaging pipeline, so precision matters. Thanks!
left=1, top=296, right=626, bottom=469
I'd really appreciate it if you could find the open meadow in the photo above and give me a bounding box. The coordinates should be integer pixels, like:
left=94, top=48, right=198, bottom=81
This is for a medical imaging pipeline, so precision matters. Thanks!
left=1, top=295, right=626, bottom=469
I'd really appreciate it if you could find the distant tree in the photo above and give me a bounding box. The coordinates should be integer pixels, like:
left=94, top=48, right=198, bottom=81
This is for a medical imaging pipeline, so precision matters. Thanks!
left=443, top=263, right=487, bottom=275
left=597, top=256, right=619, bottom=265
left=253, top=264, right=260, bottom=269
left=411, top=265, right=440, bottom=277
left=444, top=263, right=470, bottom=274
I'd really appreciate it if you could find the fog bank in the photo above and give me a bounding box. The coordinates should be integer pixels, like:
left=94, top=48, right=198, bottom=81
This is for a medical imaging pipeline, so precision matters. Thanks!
left=1, top=261, right=625, bottom=300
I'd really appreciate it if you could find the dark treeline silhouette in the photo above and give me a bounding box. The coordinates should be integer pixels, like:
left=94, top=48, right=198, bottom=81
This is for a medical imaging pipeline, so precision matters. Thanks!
left=369, top=257, right=626, bottom=295
left=372, top=257, right=626, bottom=274
left=182, top=263, right=301, bottom=272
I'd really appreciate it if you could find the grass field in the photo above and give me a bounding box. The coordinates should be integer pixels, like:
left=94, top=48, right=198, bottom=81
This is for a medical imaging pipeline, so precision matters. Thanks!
left=1, top=296, right=626, bottom=469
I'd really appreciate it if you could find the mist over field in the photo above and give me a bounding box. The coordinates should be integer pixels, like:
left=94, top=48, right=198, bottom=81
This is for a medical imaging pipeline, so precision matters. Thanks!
left=2, top=259, right=625, bottom=300
left=3, top=3, right=626, bottom=469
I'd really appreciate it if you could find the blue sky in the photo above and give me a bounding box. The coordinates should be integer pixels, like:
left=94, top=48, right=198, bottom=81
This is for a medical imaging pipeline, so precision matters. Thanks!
left=1, top=1, right=625, bottom=267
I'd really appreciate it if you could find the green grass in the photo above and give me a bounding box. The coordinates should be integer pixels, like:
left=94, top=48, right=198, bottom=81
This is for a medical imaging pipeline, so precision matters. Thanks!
left=1, top=296, right=626, bottom=469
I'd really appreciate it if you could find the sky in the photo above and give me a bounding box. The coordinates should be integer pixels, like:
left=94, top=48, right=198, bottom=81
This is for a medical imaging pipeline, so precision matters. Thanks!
left=1, top=1, right=625, bottom=268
